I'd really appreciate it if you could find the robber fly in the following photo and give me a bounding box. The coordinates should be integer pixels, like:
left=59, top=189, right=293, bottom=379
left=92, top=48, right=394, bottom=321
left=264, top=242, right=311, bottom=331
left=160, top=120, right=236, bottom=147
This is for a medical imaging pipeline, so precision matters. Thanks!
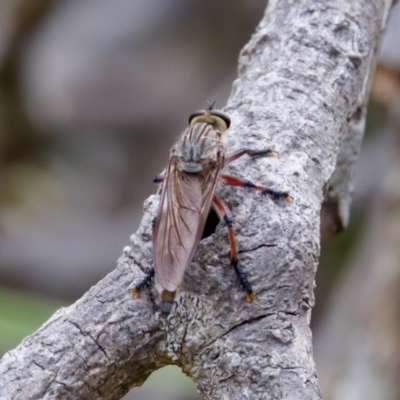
left=130, top=106, right=292, bottom=317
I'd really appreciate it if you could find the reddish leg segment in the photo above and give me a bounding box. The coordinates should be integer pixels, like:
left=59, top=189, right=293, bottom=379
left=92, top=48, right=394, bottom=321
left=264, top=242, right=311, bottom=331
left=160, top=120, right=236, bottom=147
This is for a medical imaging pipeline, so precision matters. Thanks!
left=212, top=195, right=256, bottom=302
left=221, top=174, right=293, bottom=202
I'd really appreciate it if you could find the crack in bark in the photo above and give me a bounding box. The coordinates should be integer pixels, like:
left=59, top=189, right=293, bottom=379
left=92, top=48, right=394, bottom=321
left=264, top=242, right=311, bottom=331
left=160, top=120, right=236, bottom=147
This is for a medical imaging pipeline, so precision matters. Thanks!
left=53, top=380, right=68, bottom=390
left=73, top=352, right=90, bottom=371
left=239, top=243, right=277, bottom=254
left=217, top=313, right=273, bottom=339
left=31, top=360, right=44, bottom=370
left=68, top=321, right=110, bottom=360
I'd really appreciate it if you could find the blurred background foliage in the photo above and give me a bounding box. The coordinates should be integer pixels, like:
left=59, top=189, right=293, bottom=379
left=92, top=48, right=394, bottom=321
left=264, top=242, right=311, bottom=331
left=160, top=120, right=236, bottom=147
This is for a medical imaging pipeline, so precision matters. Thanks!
left=0, top=1, right=399, bottom=399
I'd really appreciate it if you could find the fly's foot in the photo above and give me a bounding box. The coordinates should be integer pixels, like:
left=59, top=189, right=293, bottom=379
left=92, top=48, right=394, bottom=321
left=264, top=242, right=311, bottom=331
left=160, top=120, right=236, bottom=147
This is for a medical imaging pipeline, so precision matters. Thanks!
left=263, top=188, right=293, bottom=202
left=130, top=269, right=158, bottom=310
left=249, top=149, right=278, bottom=159
left=129, top=287, right=140, bottom=299
left=130, top=268, right=155, bottom=300
left=246, top=292, right=257, bottom=302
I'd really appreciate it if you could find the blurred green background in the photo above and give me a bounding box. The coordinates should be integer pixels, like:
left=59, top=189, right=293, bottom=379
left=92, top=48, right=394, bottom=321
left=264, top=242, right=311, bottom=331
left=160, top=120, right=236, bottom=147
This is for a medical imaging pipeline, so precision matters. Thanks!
left=1, top=1, right=400, bottom=399
left=0, top=286, right=64, bottom=355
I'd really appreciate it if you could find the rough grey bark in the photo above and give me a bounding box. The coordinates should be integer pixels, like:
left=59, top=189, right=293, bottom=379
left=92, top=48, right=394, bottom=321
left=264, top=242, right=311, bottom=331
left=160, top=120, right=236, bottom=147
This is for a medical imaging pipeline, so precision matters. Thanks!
left=319, top=1, right=392, bottom=241
left=315, top=7, right=400, bottom=397
left=314, top=109, right=400, bottom=400
left=0, top=1, right=392, bottom=399
left=320, top=105, right=366, bottom=241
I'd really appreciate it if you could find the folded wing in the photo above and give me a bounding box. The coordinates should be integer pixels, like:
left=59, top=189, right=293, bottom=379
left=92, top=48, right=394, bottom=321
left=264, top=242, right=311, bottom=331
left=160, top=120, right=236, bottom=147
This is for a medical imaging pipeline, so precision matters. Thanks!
left=153, top=158, right=221, bottom=293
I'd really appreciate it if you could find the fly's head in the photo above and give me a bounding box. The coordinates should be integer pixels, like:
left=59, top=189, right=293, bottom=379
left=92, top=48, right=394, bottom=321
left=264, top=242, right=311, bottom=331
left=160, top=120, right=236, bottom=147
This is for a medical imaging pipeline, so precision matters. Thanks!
left=188, top=109, right=230, bottom=133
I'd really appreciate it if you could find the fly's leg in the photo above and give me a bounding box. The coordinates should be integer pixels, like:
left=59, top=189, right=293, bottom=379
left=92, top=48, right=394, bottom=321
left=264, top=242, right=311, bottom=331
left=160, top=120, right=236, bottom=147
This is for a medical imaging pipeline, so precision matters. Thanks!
left=129, top=268, right=155, bottom=298
left=148, top=284, right=157, bottom=311
left=129, top=269, right=157, bottom=309
left=129, top=216, right=158, bottom=302
left=153, top=174, right=165, bottom=196
left=224, top=148, right=292, bottom=200
left=212, top=196, right=256, bottom=302
left=130, top=214, right=157, bottom=301
left=153, top=174, right=164, bottom=183
left=225, top=148, right=278, bottom=164
left=221, top=174, right=293, bottom=202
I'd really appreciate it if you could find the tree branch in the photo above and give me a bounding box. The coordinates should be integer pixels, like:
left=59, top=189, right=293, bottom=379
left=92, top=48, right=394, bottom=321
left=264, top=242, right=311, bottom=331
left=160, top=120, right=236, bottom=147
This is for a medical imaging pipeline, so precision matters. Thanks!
left=0, top=0, right=392, bottom=399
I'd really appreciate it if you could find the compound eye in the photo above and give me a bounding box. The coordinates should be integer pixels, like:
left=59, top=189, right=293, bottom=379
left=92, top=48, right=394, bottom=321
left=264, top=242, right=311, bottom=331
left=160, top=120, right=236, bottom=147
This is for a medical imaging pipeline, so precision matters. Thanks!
left=210, top=110, right=231, bottom=128
left=188, top=110, right=206, bottom=125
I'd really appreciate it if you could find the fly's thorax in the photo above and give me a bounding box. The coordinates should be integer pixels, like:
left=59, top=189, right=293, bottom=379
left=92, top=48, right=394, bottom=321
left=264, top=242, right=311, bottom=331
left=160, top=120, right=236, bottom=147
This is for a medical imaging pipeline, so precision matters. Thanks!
left=172, top=122, right=226, bottom=173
